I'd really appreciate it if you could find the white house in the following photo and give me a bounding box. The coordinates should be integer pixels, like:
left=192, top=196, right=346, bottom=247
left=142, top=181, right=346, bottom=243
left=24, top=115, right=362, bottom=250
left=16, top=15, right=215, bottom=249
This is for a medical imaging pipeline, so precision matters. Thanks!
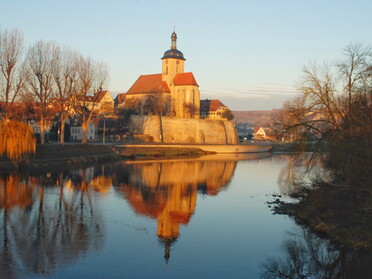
left=252, top=126, right=267, bottom=140
left=70, top=117, right=97, bottom=141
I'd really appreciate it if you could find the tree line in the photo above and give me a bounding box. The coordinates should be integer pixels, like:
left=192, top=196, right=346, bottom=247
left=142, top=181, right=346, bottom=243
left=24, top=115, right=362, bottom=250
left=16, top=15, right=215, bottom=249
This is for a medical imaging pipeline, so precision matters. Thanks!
left=0, top=27, right=109, bottom=147
left=273, top=43, right=372, bottom=188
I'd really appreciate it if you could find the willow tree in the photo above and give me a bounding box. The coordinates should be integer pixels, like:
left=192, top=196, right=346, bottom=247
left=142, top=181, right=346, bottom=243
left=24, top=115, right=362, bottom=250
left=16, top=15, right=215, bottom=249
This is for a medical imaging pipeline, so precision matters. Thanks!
left=0, top=120, right=36, bottom=164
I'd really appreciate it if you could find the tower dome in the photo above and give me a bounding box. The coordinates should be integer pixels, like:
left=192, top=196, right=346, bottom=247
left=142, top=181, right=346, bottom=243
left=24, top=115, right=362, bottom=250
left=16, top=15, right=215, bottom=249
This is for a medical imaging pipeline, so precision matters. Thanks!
left=162, top=32, right=185, bottom=60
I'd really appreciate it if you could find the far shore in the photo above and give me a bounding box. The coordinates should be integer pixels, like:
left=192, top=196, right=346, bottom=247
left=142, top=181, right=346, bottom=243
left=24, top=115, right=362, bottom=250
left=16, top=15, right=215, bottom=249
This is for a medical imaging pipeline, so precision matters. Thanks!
left=0, top=144, right=210, bottom=172
left=0, top=142, right=303, bottom=172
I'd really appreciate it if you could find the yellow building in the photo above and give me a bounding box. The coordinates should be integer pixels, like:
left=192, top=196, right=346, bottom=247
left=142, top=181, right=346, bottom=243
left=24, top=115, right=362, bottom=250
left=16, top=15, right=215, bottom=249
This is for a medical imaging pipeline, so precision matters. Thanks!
left=123, top=32, right=200, bottom=118
left=200, top=99, right=229, bottom=120
left=78, top=90, right=114, bottom=114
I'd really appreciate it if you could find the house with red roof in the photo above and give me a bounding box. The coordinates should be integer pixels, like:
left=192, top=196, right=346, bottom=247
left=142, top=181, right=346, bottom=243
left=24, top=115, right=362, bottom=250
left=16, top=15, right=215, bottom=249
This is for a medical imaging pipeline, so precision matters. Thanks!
left=200, top=99, right=229, bottom=120
left=77, top=90, right=114, bottom=114
left=123, top=32, right=200, bottom=118
left=252, top=126, right=268, bottom=140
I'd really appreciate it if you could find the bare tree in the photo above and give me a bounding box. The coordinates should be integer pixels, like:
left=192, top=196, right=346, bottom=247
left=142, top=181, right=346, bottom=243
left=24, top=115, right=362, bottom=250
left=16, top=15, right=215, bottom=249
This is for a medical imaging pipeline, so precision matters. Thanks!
left=51, top=48, right=80, bottom=144
left=337, top=43, right=372, bottom=115
left=75, top=56, right=108, bottom=144
left=273, top=62, right=345, bottom=144
left=183, top=102, right=198, bottom=118
left=152, top=94, right=170, bottom=143
left=337, top=43, right=372, bottom=136
left=0, top=28, right=26, bottom=120
left=24, top=41, right=59, bottom=144
left=274, top=43, right=372, bottom=188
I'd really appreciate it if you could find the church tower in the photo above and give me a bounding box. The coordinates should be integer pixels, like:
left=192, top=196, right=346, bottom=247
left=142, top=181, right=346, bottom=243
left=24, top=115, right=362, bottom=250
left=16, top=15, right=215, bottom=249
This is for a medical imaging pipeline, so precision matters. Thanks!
left=161, top=32, right=185, bottom=86
left=161, top=31, right=200, bottom=118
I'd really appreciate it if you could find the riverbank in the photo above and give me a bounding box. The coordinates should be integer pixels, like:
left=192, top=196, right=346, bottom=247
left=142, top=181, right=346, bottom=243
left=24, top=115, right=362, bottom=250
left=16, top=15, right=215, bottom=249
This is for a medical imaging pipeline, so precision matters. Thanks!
left=0, top=142, right=314, bottom=172
left=270, top=142, right=316, bottom=152
left=17, top=144, right=119, bottom=171
left=271, top=184, right=372, bottom=250
left=0, top=144, right=210, bottom=171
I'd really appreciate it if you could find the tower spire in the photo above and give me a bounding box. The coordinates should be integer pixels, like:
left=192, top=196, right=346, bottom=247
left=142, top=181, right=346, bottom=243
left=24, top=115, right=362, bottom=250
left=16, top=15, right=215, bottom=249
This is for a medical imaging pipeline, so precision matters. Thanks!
left=171, top=31, right=177, bottom=50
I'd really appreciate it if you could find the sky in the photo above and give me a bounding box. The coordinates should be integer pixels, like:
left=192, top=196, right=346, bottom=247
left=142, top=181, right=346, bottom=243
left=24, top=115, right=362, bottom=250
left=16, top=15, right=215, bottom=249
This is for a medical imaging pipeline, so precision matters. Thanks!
left=1, top=0, right=371, bottom=110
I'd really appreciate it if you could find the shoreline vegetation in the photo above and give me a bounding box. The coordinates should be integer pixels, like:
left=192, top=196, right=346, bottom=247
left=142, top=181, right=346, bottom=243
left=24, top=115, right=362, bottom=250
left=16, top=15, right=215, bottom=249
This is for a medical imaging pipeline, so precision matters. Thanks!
left=271, top=184, right=372, bottom=251
left=0, top=142, right=309, bottom=172
left=267, top=43, right=372, bottom=253
left=0, top=144, right=215, bottom=171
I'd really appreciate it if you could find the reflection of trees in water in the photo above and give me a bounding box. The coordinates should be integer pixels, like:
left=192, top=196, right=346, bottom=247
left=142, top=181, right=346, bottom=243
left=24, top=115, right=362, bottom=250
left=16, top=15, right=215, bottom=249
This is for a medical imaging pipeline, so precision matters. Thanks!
left=112, top=159, right=237, bottom=262
left=277, top=154, right=332, bottom=196
left=0, top=169, right=106, bottom=278
left=261, top=227, right=372, bottom=279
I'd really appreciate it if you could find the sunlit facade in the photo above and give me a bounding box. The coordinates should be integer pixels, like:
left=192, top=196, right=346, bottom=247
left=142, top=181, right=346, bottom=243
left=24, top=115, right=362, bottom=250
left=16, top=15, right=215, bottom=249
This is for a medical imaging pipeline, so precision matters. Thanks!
left=123, top=32, right=200, bottom=118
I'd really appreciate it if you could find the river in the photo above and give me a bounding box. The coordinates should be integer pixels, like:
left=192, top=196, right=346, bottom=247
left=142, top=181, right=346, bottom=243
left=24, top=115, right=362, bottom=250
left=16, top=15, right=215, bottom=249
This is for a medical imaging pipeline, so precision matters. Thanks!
left=0, top=153, right=371, bottom=278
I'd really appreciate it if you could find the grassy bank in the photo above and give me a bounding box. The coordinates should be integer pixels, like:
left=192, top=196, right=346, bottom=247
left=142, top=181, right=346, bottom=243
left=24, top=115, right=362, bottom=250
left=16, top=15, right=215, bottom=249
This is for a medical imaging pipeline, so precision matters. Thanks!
left=272, top=185, right=372, bottom=250
left=113, top=145, right=211, bottom=160
left=0, top=144, right=210, bottom=171
left=29, top=144, right=120, bottom=170
left=0, top=144, right=120, bottom=171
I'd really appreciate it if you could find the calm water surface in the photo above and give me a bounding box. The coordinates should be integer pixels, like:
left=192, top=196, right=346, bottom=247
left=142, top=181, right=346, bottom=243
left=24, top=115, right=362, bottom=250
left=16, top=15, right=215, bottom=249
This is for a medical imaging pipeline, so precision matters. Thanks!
left=1, top=154, right=371, bottom=278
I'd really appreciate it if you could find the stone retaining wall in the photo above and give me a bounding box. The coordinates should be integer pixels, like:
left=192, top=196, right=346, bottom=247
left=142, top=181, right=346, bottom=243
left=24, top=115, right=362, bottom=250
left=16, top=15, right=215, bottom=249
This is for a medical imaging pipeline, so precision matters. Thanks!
left=130, top=115, right=239, bottom=144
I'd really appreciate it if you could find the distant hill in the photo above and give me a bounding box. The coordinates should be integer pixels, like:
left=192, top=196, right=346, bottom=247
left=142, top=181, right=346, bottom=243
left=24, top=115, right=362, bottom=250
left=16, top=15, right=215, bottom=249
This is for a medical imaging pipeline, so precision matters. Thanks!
left=232, top=110, right=280, bottom=127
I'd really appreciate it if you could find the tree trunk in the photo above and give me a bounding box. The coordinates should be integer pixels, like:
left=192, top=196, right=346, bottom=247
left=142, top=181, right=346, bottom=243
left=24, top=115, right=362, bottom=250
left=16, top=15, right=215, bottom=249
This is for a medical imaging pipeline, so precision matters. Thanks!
left=60, top=118, right=65, bottom=145
left=40, top=119, right=45, bottom=144
left=59, top=114, right=69, bottom=145
left=159, top=114, right=164, bottom=143
left=103, top=116, right=106, bottom=144
left=81, top=122, right=88, bottom=144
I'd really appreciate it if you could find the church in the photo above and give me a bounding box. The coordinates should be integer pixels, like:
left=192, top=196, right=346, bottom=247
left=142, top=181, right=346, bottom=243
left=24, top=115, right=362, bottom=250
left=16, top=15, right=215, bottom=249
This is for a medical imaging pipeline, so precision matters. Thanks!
left=122, top=31, right=200, bottom=118
left=124, top=31, right=239, bottom=144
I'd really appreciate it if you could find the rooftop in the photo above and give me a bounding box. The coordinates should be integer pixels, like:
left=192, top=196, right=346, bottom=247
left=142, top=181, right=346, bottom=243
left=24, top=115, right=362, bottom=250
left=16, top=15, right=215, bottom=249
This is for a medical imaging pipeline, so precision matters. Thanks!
left=127, top=74, right=171, bottom=94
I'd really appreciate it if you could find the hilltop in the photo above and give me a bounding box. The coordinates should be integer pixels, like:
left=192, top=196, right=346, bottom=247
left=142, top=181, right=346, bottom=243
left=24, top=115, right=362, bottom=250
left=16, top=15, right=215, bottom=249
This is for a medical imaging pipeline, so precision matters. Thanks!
left=232, top=110, right=280, bottom=127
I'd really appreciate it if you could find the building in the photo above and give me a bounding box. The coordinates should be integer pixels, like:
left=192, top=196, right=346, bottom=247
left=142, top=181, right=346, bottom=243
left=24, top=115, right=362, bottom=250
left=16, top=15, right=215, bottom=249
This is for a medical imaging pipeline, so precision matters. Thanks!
left=200, top=99, right=229, bottom=120
left=77, top=90, right=114, bottom=114
left=252, top=126, right=266, bottom=140
left=70, top=115, right=97, bottom=141
left=123, top=32, right=200, bottom=118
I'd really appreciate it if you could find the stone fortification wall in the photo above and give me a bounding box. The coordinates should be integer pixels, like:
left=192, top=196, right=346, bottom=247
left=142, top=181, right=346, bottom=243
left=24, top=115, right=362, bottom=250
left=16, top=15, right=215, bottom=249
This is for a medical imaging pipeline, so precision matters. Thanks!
left=130, top=115, right=239, bottom=144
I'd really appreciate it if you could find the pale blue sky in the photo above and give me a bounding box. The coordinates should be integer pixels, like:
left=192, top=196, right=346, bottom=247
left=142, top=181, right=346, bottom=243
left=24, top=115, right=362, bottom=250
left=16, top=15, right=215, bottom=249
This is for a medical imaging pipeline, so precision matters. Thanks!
left=1, top=0, right=371, bottom=110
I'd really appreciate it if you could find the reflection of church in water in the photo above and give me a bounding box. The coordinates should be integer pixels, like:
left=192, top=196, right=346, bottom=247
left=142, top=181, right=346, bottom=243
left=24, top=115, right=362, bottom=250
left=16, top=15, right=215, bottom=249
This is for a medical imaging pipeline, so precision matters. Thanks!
left=113, top=158, right=237, bottom=262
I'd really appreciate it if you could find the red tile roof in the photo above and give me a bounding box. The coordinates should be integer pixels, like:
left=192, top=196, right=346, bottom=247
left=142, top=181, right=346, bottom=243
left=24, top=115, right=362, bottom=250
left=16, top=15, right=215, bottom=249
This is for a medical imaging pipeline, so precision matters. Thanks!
left=173, top=72, right=198, bottom=86
left=170, top=211, right=192, bottom=225
left=253, top=126, right=262, bottom=133
left=127, top=74, right=170, bottom=94
left=200, top=99, right=227, bottom=112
